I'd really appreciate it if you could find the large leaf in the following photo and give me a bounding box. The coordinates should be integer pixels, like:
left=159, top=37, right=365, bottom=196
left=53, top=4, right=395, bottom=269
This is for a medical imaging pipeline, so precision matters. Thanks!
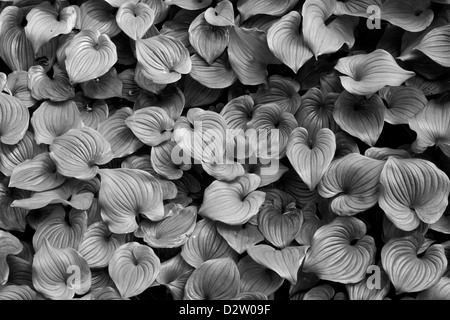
left=25, top=1, right=76, bottom=53
left=238, top=255, right=284, bottom=296
left=303, top=217, right=376, bottom=284
left=31, top=100, right=83, bottom=145
left=267, top=11, right=312, bottom=73
left=318, top=154, right=385, bottom=215
left=335, top=49, right=415, bottom=95
left=136, top=35, right=191, bottom=84
left=98, top=168, right=164, bottom=234
left=184, top=258, right=240, bottom=300
left=188, top=12, right=230, bottom=65
left=294, top=88, right=339, bottom=137
left=199, top=174, right=266, bottom=225
left=247, top=244, right=308, bottom=284
left=380, top=0, right=433, bottom=33
left=333, top=91, right=385, bottom=146
left=0, top=93, right=29, bottom=145
left=49, top=127, right=113, bottom=180
left=97, top=107, right=144, bottom=159
left=78, top=221, right=126, bottom=269
left=32, top=239, right=91, bottom=300
left=116, top=2, right=155, bottom=41
left=181, top=218, right=238, bottom=268
left=378, top=86, right=428, bottom=125
left=134, top=206, right=197, bottom=248
left=9, top=152, right=65, bottom=192
left=379, top=157, right=450, bottom=231
left=408, top=93, right=450, bottom=157
left=65, top=29, right=118, bottom=84
left=32, top=207, right=87, bottom=251
left=287, top=127, right=336, bottom=191
left=125, top=107, right=174, bottom=147
left=381, top=232, right=447, bottom=294
left=28, top=64, right=75, bottom=102
left=0, top=6, right=57, bottom=72
left=302, top=0, right=358, bottom=58
left=109, top=242, right=161, bottom=298
left=251, top=75, right=302, bottom=114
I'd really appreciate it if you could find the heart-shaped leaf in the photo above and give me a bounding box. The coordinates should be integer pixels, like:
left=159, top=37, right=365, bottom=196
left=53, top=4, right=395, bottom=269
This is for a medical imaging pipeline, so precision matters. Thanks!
left=116, top=2, right=155, bottom=40
left=205, top=0, right=234, bottom=26
left=109, top=242, right=161, bottom=298
left=302, top=217, right=376, bottom=284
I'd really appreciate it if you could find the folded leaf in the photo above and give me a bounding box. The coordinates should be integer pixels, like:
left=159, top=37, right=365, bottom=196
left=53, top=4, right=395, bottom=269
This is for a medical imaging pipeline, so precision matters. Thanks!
left=184, top=258, right=239, bottom=300
left=238, top=255, right=284, bottom=296
left=135, top=206, right=197, bottom=248
left=205, top=0, right=234, bottom=26
left=257, top=202, right=303, bottom=249
left=32, top=207, right=87, bottom=251
left=78, top=221, right=126, bottom=269
left=380, top=0, right=433, bottom=33
left=364, top=147, right=410, bottom=161
left=247, top=244, right=308, bottom=284
left=409, top=94, right=450, bottom=157
left=199, top=174, right=266, bottom=225
left=116, top=2, right=155, bottom=41
left=302, top=0, right=358, bottom=58
left=151, top=140, right=188, bottom=180
left=247, top=103, right=298, bottom=159
left=333, top=91, right=385, bottom=146
left=98, top=168, right=164, bottom=234
left=295, top=88, right=339, bottom=137
left=136, top=35, right=191, bottom=84
left=190, top=53, right=237, bottom=89
left=125, top=107, right=174, bottom=147
left=97, top=107, right=143, bottom=159
left=381, top=232, right=447, bottom=294
left=303, top=217, right=376, bottom=283
left=65, top=29, right=118, bottom=84
left=0, top=230, right=23, bottom=285
left=379, top=86, right=428, bottom=125
left=80, top=67, right=123, bottom=99
left=318, top=154, right=384, bottom=215
left=0, top=131, right=47, bottom=176
left=379, top=157, right=450, bottom=231
left=156, top=254, right=194, bottom=300
left=134, top=63, right=167, bottom=94
left=216, top=222, right=264, bottom=254
left=181, top=218, right=238, bottom=268
left=335, top=49, right=415, bottom=95
left=287, top=127, right=336, bottom=191
left=32, top=239, right=91, bottom=300
left=25, top=1, right=76, bottom=53
left=252, top=75, right=302, bottom=114
left=188, top=12, right=230, bottom=65
left=31, top=100, right=83, bottom=145
left=76, top=98, right=109, bottom=130
left=108, top=242, right=161, bottom=298
left=28, top=65, right=75, bottom=102
left=228, top=26, right=275, bottom=85
left=0, top=6, right=57, bottom=72
left=6, top=71, right=37, bottom=108
left=9, top=152, right=65, bottom=192
left=267, top=11, right=312, bottom=73
left=237, top=0, right=299, bottom=21
left=0, top=93, right=29, bottom=145
left=80, top=0, right=121, bottom=37
left=50, top=127, right=113, bottom=180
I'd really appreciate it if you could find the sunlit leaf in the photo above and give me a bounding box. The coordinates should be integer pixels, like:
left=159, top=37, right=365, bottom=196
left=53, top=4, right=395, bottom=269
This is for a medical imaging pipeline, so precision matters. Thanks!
left=116, top=1, right=155, bottom=41
left=237, top=0, right=299, bottom=21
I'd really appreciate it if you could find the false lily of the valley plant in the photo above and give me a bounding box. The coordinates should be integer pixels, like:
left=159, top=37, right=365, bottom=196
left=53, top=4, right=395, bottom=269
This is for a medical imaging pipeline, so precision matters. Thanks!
left=0, top=0, right=450, bottom=301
